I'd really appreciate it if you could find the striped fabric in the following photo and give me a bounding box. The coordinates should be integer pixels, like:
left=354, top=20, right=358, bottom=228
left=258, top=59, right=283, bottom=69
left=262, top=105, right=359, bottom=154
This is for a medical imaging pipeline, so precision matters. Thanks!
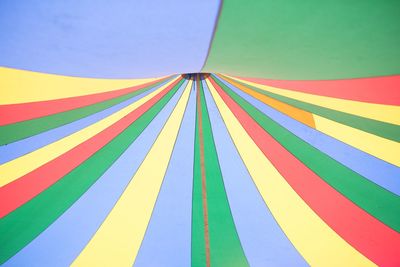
left=1, top=69, right=399, bottom=266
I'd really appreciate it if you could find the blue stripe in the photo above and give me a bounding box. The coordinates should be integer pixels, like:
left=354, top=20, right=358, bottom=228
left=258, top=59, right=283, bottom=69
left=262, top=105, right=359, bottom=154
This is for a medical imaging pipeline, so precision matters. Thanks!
left=134, top=84, right=196, bottom=267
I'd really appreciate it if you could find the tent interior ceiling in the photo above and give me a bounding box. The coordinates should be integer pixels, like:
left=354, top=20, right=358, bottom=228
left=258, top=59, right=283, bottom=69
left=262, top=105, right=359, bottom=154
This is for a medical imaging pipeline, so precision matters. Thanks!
left=0, top=1, right=399, bottom=266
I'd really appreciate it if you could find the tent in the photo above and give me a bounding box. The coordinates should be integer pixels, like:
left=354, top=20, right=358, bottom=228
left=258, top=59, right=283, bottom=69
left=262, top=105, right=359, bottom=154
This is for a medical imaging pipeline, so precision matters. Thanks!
left=0, top=1, right=399, bottom=266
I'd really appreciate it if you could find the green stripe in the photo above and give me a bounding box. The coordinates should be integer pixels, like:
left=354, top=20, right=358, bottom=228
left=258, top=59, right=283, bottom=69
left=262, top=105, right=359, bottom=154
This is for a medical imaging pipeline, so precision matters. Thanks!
left=229, top=76, right=400, bottom=142
left=0, top=78, right=168, bottom=145
left=192, top=80, right=248, bottom=267
left=191, top=100, right=206, bottom=267
left=212, top=75, right=400, bottom=232
left=0, top=79, right=184, bottom=264
left=204, top=1, right=400, bottom=79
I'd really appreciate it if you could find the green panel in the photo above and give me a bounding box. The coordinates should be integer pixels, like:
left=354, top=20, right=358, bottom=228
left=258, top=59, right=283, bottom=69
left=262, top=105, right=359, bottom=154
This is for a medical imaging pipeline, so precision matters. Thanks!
left=204, top=1, right=400, bottom=79
left=0, top=80, right=184, bottom=264
left=191, top=107, right=207, bottom=267
left=191, top=80, right=248, bottom=267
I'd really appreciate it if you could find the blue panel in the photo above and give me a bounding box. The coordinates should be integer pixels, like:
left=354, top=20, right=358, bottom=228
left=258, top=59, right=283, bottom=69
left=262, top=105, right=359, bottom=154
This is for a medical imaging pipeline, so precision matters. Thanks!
left=0, top=0, right=220, bottom=78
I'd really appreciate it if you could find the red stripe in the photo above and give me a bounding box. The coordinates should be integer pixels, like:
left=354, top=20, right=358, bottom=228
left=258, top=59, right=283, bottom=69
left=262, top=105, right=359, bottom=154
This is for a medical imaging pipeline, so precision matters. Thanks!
left=0, top=78, right=181, bottom=218
left=209, top=76, right=400, bottom=266
left=0, top=77, right=167, bottom=126
left=232, top=75, right=400, bottom=105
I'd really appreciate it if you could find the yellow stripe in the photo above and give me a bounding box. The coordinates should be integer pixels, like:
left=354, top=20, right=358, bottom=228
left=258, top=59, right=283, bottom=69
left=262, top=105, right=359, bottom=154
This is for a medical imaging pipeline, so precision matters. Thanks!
left=0, top=78, right=179, bottom=187
left=0, top=67, right=164, bottom=104
left=314, top=115, right=400, bottom=166
left=72, top=80, right=192, bottom=266
left=227, top=75, right=400, bottom=126
left=206, top=78, right=375, bottom=267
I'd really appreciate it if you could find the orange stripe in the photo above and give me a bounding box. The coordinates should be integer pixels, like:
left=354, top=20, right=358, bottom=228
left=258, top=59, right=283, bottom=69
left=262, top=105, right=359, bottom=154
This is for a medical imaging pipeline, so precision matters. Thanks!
left=196, top=75, right=211, bottom=267
left=219, top=75, right=316, bottom=128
